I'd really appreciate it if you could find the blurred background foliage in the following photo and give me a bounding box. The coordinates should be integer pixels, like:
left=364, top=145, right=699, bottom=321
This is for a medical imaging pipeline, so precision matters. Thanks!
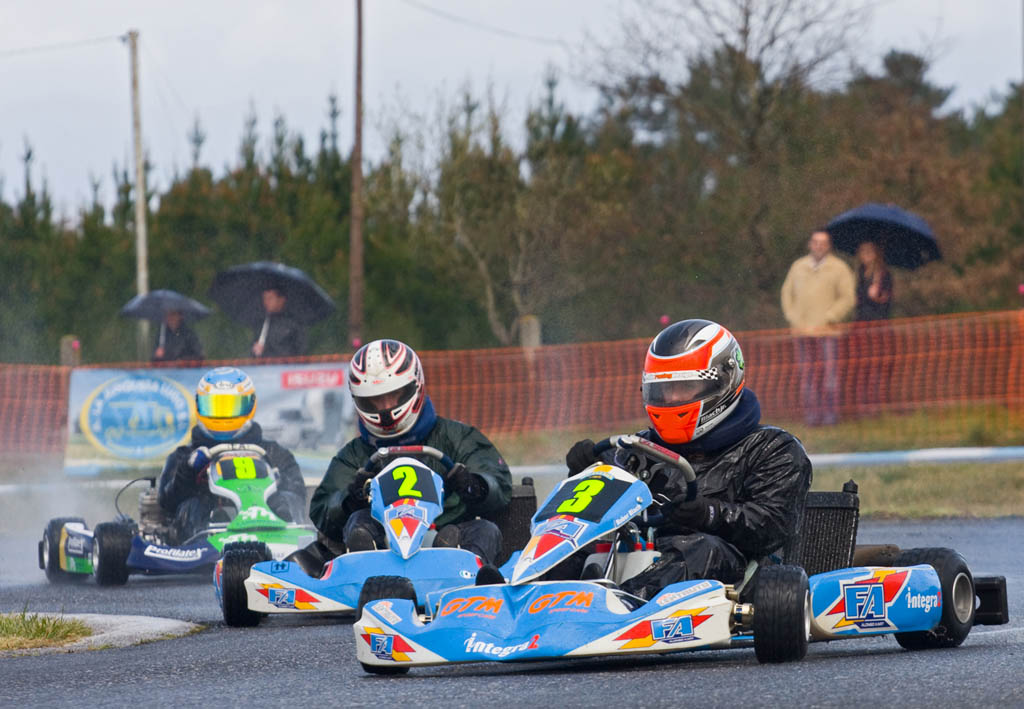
left=1, top=0, right=1022, bottom=363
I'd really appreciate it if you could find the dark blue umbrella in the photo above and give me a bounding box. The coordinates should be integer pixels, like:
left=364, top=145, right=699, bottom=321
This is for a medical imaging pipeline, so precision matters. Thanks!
left=209, top=261, right=335, bottom=326
left=120, top=289, right=211, bottom=321
left=826, top=203, right=941, bottom=269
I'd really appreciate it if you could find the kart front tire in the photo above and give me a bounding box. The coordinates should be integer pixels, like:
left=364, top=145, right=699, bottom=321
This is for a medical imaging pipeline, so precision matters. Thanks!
left=41, top=517, right=88, bottom=584
left=357, top=575, right=417, bottom=676
left=93, top=522, right=132, bottom=586
left=221, top=543, right=270, bottom=628
left=753, top=564, right=810, bottom=663
left=894, top=547, right=974, bottom=650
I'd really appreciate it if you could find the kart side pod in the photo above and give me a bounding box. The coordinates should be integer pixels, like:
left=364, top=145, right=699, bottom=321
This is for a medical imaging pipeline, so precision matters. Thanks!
left=808, top=565, right=942, bottom=640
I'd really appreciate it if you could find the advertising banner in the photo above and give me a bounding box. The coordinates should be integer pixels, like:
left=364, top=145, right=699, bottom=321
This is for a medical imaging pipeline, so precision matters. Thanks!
left=65, top=362, right=355, bottom=476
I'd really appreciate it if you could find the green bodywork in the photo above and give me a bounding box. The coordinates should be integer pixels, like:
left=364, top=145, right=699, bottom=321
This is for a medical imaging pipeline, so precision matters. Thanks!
left=202, top=455, right=311, bottom=553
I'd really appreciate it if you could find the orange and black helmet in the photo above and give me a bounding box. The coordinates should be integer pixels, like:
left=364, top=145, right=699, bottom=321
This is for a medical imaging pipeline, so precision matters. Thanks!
left=642, top=319, right=745, bottom=444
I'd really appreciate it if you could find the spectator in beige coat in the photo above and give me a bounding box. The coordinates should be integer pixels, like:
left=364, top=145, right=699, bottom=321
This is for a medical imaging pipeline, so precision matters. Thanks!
left=781, top=229, right=856, bottom=425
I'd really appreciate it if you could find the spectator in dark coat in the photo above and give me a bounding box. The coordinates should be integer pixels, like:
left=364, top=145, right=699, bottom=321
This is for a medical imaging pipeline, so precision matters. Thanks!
left=153, top=310, right=203, bottom=362
left=251, top=288, right=307, bottom=358
left=854, top=241, right=894, bottom=321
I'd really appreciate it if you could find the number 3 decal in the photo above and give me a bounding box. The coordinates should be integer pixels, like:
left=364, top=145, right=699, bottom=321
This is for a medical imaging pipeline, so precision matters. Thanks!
left=392, top=465, right=422, bottom=498
left=556, top=478, right=605, bottom=514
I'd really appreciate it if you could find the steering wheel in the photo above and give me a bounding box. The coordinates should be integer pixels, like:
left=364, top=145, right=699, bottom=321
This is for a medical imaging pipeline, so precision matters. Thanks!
left=593, top=434, right=697, bottom=503
left=359, top=445, right=456, bottom=475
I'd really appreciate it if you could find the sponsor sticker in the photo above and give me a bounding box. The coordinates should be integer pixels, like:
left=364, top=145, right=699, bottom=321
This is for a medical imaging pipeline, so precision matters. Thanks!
left=527, top=590, right=593, bottom=614
left=281, top=369, right=346, bottom=389
left=655, top=581, right=713, bottom=607
left=268, top=588, right=296, bottom=608
left=372, top=600, right=403, bottom=625
left=464, top=632, right=539, bottom=658
left=66, top=536, right=86, bottom=555
left=439, top=596, right=505, bottom=618
left=143, top=545, right=205, bottom=562
left=360, top=627, right=414, bottom=662
left=907, top=592, right=941, bottom=613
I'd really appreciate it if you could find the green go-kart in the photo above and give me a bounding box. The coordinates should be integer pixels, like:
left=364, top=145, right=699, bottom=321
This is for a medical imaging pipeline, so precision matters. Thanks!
left=39, top=443, right=316, bottom=585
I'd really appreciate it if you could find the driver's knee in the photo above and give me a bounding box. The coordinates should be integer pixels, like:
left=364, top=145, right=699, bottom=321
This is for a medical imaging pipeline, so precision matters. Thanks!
left=456, top=518, right=502, bottom=566
left=285, top=540, right=334, bottom=578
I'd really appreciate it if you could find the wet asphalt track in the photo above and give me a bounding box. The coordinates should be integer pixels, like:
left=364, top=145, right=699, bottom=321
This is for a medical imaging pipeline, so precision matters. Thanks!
left=1, top=518, right=1021, bottom=708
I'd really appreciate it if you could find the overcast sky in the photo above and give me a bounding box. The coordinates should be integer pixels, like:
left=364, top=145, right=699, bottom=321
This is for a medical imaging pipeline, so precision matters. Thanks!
left=0, top=0, right=1020, bottom=217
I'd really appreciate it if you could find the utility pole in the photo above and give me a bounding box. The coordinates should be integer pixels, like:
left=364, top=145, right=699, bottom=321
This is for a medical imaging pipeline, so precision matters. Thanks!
left=126, top=29, right=150, bottom=360
left=348, top=0, right=365, bottom=349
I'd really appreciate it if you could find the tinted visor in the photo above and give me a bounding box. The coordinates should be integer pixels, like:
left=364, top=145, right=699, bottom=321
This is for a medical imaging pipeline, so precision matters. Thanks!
left=642, top=378, right=722, bottom=407
left=197, top=392, right=255, bottom=418
left=353, top=381, right=418, bottom=415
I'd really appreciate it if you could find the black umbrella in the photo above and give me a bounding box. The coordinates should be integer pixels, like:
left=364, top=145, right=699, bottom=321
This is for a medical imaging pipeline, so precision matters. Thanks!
left=120, top=289, right=212, bottom=321
left=826, top=203, right=941, bottom=269
left=208, top=261, right=335, bottom=326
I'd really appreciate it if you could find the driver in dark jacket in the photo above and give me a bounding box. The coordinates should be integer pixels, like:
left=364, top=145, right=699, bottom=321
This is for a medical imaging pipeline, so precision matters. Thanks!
left=158, top=367, right=307, bottom=545
left=565, top=319, right=812, bottom=600
left=292, top=339, right=512, bottom=575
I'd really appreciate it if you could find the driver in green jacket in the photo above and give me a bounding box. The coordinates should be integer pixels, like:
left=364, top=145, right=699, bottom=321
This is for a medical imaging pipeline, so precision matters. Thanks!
left=292, top=339, right=512, bottom=576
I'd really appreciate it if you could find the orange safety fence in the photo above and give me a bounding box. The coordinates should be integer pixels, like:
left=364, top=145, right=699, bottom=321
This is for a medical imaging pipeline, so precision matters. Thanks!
left=2, top=310, right=1023, bottom=455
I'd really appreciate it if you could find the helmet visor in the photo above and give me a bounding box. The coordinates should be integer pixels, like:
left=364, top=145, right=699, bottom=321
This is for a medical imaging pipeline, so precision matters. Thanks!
left=353, top=381, right=418, bottom=415
left=642, top=377, right=722, bottom=407
left=197, top=392, right=255, bottom=418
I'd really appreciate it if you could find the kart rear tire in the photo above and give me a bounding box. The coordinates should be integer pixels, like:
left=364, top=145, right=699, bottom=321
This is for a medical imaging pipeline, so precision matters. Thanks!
left=41, top=517, right=88, bottom=584
left=357, top=575, right=417, bottom=675
left=221, top=543, right=271, bottom=628
left=93, top=522, right=133, bottom=586
left=753, top=564, right=810, bottom=663
left=894, top=547, right=974, bottom=650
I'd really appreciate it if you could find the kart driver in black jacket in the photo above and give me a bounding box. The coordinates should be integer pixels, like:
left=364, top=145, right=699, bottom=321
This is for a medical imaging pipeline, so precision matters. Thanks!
left=290, top=339, right=512, bottom=576
left=158, top=366, right=307, bottom=545
left=565, top=319, right=812, bottom=600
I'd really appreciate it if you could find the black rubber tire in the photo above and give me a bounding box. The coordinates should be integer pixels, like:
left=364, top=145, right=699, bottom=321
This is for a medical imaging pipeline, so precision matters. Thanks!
left=894, top=547, right=974, bottom=650
left=41, top=517, right=88, bottom=584
left=357, top=575, right=417, bottom=675
left=753, top=564, right=810, bottom=663
left=92, top=522, right=133, bottom=586
left=220, top=542, right=272, bottom=627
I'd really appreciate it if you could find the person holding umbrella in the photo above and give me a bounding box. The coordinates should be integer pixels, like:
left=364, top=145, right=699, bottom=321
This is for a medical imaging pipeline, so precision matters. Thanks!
left=251, top=287, right=306, bottom=358
left=154, top=310, right=204, bottom=362
left=854, top=241, right=893, bottom=321
left=208, top=262, right=335, bottom=359
left=120, top=289, right=209, bottom=363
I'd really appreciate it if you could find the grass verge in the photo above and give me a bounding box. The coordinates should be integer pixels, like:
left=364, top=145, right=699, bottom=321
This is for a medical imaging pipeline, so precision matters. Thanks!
left=0, top=609, right=92, bottom=651
left=814, top=462, right=1024, bottom=517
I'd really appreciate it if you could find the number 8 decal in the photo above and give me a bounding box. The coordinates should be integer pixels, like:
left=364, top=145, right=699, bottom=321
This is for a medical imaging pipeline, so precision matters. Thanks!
left=556, top=478, right=606, bottom=514
left=392, top=465, right=422, bottom=498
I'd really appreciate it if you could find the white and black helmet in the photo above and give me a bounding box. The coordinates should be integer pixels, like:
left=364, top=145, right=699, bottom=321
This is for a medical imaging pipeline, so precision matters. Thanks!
left=348, top=339, right=425, bottom=438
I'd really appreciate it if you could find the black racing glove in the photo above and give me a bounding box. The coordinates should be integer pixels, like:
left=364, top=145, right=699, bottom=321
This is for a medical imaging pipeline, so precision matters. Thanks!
left=664, top=493, right=719, bottom=532
left=444, top=463, right=487, bottom=503
left=565, top=439, right=596, bottom=475
left=346, top=469, right=374, bottom=502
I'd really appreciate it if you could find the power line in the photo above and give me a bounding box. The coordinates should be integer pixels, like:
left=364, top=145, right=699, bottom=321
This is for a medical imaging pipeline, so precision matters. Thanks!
left=396, top=0, right=570, bottom=49
left=0, top=34, right=122, bottom=60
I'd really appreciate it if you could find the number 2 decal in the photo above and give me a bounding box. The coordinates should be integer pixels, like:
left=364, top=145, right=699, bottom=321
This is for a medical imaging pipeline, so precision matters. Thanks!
left=392, top=465, right=422, bottom=498
left=556, top=478, right=606, bottom=514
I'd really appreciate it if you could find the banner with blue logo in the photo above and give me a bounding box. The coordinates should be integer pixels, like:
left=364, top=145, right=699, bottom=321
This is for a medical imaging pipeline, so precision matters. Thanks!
left=65, top=363, right=354, bottom=476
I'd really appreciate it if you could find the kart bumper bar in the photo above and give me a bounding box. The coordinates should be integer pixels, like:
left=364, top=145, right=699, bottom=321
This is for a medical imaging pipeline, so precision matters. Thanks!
left=973, top=575, right=1009, bottom=625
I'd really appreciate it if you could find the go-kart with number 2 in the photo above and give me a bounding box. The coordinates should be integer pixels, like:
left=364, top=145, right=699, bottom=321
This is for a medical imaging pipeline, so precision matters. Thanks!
left=215, top=446, right=484, bottom=627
